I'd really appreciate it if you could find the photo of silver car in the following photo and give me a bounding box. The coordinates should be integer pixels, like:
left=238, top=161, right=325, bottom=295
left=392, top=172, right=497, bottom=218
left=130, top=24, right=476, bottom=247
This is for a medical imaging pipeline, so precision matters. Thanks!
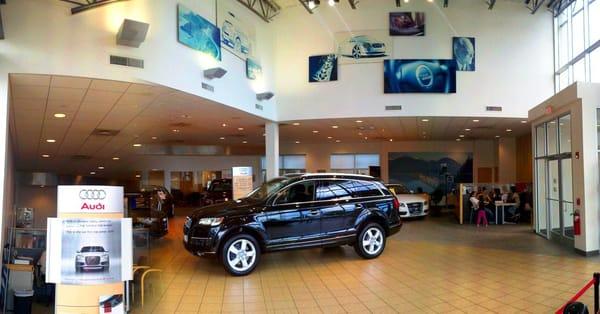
left=338, top=35, right=387, bottom=59
left=75, top=246, right=110, bottom=272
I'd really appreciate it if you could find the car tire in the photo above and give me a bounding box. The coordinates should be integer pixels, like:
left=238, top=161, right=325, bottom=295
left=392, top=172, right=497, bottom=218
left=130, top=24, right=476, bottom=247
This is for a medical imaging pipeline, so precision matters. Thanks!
left=220, top=234, right=260, bottom=276
left=354, top=222, right=386, bottom=259
left=352, top=45, right=362, bottom=59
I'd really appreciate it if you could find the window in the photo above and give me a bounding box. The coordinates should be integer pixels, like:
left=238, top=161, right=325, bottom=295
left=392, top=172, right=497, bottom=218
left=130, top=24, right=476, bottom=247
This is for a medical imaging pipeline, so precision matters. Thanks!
left=347, top=180, right=382, bottom=197
left=260, top=155, right=307, bottom=176
left=536, top=124, right=546, bottom=157
left=553, top=0, right=599, bottom=91
left=316, top=180, right=352, bottom=201
left=274, top=181, right=315, bottom=204
left=330, top=154, right=380, bottom=174
left=547, top=120, right=559, bottom=155
left=559, top=114, right=572, bottom=153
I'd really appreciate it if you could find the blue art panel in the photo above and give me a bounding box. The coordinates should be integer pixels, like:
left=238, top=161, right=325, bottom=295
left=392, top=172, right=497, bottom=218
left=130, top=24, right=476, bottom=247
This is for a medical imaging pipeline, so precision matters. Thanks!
left=246, top=58, right=262, bottom=80
left=453, top=37, right=475, bottom=71
left=308, top=54, right=338, bottom=82
left=177, top=4, right=221, bottom=61
left=384, top=59, right=456, bottom=93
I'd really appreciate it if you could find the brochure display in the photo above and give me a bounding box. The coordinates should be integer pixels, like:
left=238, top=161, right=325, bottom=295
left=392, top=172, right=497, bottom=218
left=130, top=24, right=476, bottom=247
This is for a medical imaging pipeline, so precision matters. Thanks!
left=232, top=167, right=253, bottom=200
left=46, top=185, right=132, bottom=314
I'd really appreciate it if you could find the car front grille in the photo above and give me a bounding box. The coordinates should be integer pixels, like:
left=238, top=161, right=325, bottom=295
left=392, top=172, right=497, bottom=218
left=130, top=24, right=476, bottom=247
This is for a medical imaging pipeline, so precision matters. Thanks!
left=85, top=256, right=100, bottom=265
left=407, top=202, right=423, bottom=214
left=371, top=43, right=383, bottom=48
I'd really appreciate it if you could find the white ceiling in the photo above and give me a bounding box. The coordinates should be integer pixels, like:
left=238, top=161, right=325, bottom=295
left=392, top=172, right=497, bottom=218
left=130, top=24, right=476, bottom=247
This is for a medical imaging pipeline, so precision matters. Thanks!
left=9, top=74, right=530, bottom=176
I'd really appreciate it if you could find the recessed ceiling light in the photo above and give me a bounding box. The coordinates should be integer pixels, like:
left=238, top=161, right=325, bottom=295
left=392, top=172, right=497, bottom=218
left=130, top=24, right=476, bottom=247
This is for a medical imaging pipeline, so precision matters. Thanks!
left=335, top=139, right=341, bottom=143
left=151, top=136, right=157, bottom=140
left=364, top=137, right=368, bottom=140
left=472, top=119, right=480, bottom=123
left=133, top=143, right=142, bottom=147
left=46, top=139, right=56, bottom=143
left=219, top=137, right=225, bottom=140
left=181, top=114, right=191, bottom=118
left=332, top=125, right=339, bottom=129
left=456, top=139, right=461, bottom=142
left=295, top=141, right=301, bottom=144
left=90, top=171, right=96, bottom=175
left=465, top=128, right=471, bottom=131
left=53, top=113, right=66, bottom=118
left=152, top=168, right=159, bottom=171
left=98, top=166, right=105, bottom=170
left=242, top=140, right=248, bottom=144
left=293, top=122, right=300, bottom=126
left=506, top=129, right=512, bottom=132
left=389, top=139, right=393, bottom=142
left=312, top=130, right=319, bottom=133
left=222, top=123, right=227, bottom=127
left=112, top=157, right=120, bottom=160
left=459, top=134, right=465, bottom=138
left=355, top=120, right=363, bottom=123
left=172, top=129, right=180, bottom=133
left=327, top=136, right=333, bottom=139
left=41, top=154, right=50, bottom=158
left=238, top=127, right=244, bottom=131
left=135, top=174, right=141, bottom=178
left=421, top=119, right=429, bottom=122
left=495, top=135, right=501, bottom=138
left=521, top=120, right=527, bottom=124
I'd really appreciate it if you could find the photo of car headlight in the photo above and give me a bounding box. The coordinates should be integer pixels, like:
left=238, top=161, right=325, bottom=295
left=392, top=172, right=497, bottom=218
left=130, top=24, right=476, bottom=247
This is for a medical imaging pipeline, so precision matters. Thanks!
left=76, top=255, right=84, bottom=260
left=198, top=217, right=224, bottom=226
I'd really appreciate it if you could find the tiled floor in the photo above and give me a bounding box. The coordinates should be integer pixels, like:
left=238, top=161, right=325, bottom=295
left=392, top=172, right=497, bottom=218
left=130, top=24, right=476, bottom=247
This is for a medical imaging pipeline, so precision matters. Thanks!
left=124, top=211, right=600, bottom=313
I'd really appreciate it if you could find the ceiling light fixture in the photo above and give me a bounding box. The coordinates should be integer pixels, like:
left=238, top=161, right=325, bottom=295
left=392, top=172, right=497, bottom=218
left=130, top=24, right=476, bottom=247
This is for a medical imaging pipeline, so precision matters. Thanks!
left=327, top=136, right=333, bottom=139
left=172, top=129, right=180, bottom=133
left=243, top=140, right=248, bottom=144
left=221, top=123, right=227, bottom=127
left=112, top=157, right=120, bottom=160
left=151, top=136, right=158, bottom=140
left=335, top=139, right=341, bottom=143
left=389, top=139, right=394, bottom=142
left=328, top=0, right=338, bottom=6
left=181, top=114, right=191, bottom=119
left=364, top=137, right=368, bottom=140
left=295, top=141, right=301, bottom=144
left=312, top=130, right=319, bottom=134
left=54, top=113, right=66, bottom=118
left=506, top=129, right=512, bottom=132
left=46, top=139, right=56, bottom=143
left=90, top=171, right=96, bottom=175
left=135, top=174, right=141, bottom=178
left=332, top=125, right=339, bottom=129
left=465, top=128, right=471, bottom=131
left=133, top=143, right=142, bottom=147
left=521, top=120, right=527, bottom=124
left=203, top=67, right=227, bottom=79
left=456, top=139, right=461, bottom=142
left=421, top=118, right=429, bottom=122
left=219, top=137, right=225, bottom=140
left=117, top=19, right=150, bottom=47
left=292, top=122, right=300, bottom=126
left=459, top=134, right=465, bottom=138
left=495, top=135, right=501, bottom=138
left=42, top=154, right=50, bottom=158
left=472, top=119, right=480, bottom=122
left=98, top=166, right=105, bottom=170
left=355, top=120, right=363, bottom=123
left=238, top=127, right=244, bottom=131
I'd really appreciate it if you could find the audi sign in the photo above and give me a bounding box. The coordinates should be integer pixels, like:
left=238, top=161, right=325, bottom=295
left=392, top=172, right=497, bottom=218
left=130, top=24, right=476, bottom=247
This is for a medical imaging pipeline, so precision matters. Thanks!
left=58, top=185, right=124, bottom=213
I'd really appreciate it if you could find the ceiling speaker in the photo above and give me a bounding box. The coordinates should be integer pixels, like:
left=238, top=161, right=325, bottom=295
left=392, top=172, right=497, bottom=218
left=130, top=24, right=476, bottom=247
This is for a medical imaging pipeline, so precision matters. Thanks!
left=116, top=19, right=150, bottom=48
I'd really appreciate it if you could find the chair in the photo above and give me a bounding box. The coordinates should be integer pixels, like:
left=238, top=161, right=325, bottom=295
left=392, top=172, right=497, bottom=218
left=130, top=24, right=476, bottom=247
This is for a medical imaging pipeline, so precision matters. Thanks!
left=140, top=268, right=163, bottom=306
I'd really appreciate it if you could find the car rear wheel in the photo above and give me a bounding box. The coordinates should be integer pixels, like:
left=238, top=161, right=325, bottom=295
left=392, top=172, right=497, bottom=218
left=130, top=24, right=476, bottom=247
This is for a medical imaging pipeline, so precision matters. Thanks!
left=354, top=223, right=386, bottom=259
left=352, top=45, right=362, bottom=59
left=221, top=234, right=260, bottom=276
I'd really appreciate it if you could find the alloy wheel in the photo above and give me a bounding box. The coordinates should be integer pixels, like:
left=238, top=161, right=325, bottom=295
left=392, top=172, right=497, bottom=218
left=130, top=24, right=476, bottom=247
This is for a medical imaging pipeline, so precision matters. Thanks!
left=362, top=227, right=383, bottom=255
left=226, top=239, right=256, bottom=272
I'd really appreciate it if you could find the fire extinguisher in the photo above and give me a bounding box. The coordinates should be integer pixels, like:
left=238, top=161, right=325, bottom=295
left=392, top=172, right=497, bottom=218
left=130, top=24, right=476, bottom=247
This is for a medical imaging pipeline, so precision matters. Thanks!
left=574, top=210, right=581, bottom=236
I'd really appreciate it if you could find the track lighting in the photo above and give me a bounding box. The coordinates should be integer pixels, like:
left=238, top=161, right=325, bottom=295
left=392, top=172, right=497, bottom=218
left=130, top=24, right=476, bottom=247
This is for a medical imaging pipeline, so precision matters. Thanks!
left=328, top=0, right=339, bottom=6
left=308, top=0, right=320, bottom=10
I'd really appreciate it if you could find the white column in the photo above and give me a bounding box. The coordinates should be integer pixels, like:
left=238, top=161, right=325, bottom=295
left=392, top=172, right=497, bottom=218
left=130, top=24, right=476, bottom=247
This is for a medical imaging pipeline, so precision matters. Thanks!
left=265, top=122, right=280, bottom=180
left=0, top=74, right=8, bottom=260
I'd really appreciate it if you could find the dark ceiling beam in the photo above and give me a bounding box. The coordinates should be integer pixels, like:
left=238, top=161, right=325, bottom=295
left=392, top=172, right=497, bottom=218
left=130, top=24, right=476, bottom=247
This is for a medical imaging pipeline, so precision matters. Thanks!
left=237, top=0, right=281, bottom=22
left=59, top=0, right=128, bottom=14
left=348, top=0, right=358, bottom=9
left=488, top=0, right=496, bottom=9
left=443, top=0, right=448, bottom=8
left=0, top=7, right=4, bottom=40
left=531, top=0, right=546, bottom=14
left=297, top=0, right=314, bottom=14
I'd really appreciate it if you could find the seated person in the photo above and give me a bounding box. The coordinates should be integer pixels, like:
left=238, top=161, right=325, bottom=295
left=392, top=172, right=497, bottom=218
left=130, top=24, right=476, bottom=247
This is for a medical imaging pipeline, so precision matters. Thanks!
left=504, top=186, right=520, bottom=221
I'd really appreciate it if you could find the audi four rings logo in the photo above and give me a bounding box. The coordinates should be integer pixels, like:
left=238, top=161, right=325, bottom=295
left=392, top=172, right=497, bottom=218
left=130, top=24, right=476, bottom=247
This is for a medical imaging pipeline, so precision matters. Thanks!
left=79, top=189, right=107, bottom=200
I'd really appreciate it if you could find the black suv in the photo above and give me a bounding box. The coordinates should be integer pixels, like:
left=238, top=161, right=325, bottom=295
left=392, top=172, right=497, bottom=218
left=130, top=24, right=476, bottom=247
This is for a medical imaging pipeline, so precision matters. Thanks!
left=183, top=174, right=401, bottom=275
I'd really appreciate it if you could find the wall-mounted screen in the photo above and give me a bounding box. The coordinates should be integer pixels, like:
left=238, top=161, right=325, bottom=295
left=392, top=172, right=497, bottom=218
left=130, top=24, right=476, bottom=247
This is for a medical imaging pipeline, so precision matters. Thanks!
left=453, top=37, right=476, bottom=71
left=177, top=4, right=221, bottom=61
left=389, top=12, right=425, bottom=36
left=309, top=54, right=338, bottom=82
left=384, top=59, right=456, bottom=93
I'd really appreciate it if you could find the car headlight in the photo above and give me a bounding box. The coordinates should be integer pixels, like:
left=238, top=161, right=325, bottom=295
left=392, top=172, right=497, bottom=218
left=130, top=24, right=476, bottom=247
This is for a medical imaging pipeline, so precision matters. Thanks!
left=198, top=217, right=224, bottom=226
left=76, top=255, right=83, bottom=260
left=101, top=254, right=109, bottom=260
left=399, top=203, right=407, bottom=208
left=362, top=42, right=371, bottom=49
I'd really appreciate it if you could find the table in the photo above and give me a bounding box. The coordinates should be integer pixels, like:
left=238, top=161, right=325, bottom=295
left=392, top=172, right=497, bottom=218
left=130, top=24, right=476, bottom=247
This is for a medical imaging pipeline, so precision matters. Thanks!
left=494, top=202, right=518, bottom=224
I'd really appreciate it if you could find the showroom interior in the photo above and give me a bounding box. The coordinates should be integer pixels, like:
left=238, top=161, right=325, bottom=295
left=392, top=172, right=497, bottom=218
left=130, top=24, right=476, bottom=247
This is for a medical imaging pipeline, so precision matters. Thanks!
left=1, top=0, right=600, bottom=313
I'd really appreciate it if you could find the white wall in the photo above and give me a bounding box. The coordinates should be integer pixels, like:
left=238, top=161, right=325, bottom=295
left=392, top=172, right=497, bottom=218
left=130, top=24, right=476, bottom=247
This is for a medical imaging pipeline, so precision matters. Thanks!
left=272, top=0, right=554, bottom=120
left=498, top=137, right=517, bottom=183
left=0, top=0, right=277, bottom=120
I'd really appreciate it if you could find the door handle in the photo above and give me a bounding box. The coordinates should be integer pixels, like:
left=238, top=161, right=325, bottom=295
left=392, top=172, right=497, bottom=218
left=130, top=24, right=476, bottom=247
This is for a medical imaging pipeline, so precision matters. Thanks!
left=355, top=204, right=364, bottom=209
left=308, top=210, right=320, bottom=216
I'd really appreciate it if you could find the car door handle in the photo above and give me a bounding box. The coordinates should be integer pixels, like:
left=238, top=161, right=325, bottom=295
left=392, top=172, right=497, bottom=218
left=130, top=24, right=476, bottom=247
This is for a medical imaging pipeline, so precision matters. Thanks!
left=307, top=210, right=320, bottom=216
left=355, top=204, right=364, bottom=209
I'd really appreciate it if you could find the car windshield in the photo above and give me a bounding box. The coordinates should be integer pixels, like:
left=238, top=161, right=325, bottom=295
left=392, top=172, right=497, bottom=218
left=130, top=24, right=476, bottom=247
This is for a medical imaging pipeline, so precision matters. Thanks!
left=245, top=177, right=290, bottom=200
left=209, top=181, right=232, bottom=192
left=81, top=246, right=105, bottom=253
left=387, top=184, right=411, bottom=194
left=355, top=35, right=372, bottom=41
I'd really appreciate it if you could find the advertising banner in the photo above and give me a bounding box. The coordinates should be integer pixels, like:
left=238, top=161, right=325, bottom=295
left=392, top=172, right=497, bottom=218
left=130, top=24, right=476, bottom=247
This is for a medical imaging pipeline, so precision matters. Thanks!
left=46, top=218, right=132, bottom=285
left=57, top=185, right=124, bottom=213
left=232, top=166, right=253, bottom=200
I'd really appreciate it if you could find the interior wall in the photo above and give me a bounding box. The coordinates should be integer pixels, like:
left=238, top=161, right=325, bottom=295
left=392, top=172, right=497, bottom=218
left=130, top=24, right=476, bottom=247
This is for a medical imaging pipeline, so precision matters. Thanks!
left=516, top=133, right=533, bottom=183
left=273, top=0, right=554, bottom=121
left=14, top=186, right=57, bottom=229
left=280, top=139, right=513, bottom=184
left=498, top=137, right=517, bottom=183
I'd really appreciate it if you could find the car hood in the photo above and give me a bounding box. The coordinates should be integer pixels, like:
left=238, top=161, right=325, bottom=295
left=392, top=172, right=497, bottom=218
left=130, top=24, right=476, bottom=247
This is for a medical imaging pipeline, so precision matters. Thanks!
left=395, top=193, right=428, bottom=203
left=191, top=198, right=264, bottom=219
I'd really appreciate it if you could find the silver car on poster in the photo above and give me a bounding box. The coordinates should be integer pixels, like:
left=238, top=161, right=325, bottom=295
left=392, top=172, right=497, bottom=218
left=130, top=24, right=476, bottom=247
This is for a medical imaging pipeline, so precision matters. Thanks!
left=338, top=35, right=387, bottom=59
left=75, top=246, right=110, bottom=272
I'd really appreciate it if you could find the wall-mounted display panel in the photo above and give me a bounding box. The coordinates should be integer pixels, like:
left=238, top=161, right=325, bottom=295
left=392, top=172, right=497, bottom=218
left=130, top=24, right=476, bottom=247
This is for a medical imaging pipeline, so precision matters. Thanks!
left=218, top=1, right=257, bottom=60
left=389, top=12, right=425, bottom=36
left=177, top=4, right=221, bottom=61
left=309, top=54, right=338, bottom=82
left=453, top=37, right=475, bottom=71
left=384, top=59, right=456, bottom=93
left=335, top=30, right=392, bottom=64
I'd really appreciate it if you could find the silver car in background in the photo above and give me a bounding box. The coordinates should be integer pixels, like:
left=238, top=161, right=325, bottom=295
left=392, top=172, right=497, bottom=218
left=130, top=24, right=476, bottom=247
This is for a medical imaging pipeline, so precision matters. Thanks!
left=386, top=184, right=429, bottom=218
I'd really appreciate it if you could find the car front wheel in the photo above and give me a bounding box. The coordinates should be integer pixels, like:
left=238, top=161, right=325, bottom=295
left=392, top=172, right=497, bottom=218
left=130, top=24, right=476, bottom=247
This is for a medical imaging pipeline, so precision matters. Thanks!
left=354, top=223, right=386, bottom=259
left=221, top=234, right=260, bottom=276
